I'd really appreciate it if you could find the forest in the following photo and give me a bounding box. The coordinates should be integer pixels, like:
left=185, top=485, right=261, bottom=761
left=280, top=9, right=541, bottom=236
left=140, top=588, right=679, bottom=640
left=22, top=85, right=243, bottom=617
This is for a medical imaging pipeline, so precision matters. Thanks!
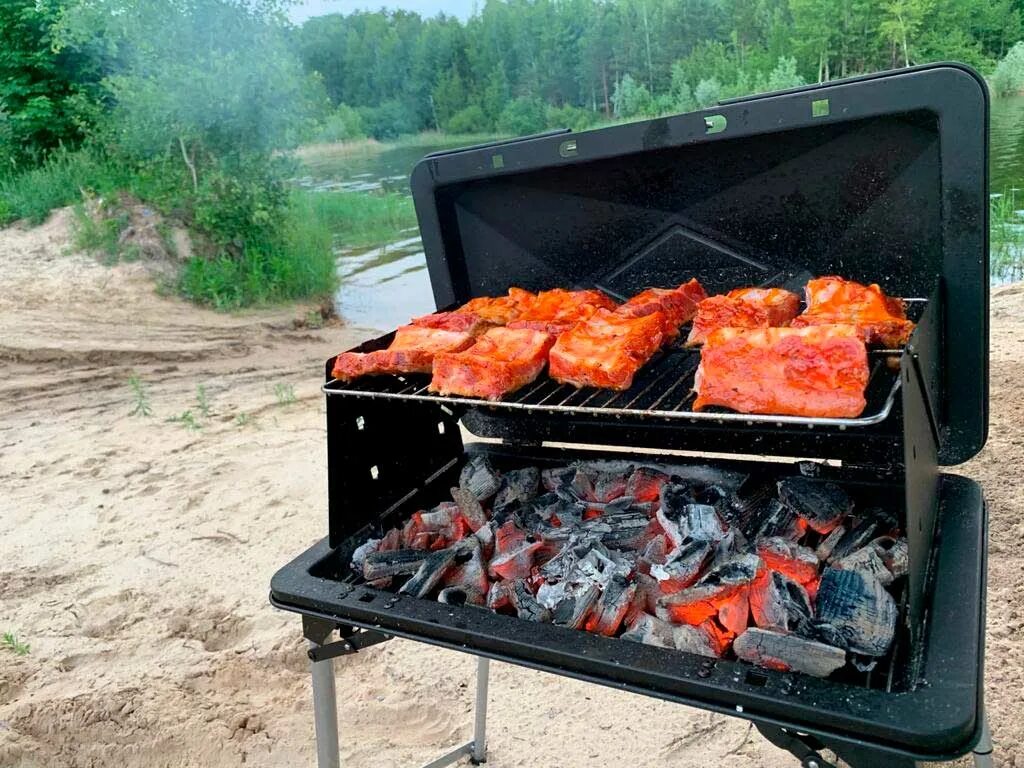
left=297, top=0, right=1024, bottom=139
left=2, top=0, right=1022, bottom=308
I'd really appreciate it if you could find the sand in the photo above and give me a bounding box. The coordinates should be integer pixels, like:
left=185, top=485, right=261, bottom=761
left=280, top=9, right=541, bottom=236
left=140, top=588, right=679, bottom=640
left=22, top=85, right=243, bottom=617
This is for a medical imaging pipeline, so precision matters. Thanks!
left=1, top=210, right=1021, bottom=767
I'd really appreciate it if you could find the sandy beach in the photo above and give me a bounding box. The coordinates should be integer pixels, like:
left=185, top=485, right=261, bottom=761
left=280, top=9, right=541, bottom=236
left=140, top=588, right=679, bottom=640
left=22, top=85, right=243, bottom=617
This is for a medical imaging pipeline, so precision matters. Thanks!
left=1, top=210, right=1022, bottom=767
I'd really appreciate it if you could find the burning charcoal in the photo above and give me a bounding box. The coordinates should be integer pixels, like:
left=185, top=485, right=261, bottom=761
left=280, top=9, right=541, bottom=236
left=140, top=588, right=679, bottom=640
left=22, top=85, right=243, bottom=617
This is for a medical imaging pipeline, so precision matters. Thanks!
left=777, top=477, right=853, bottom=534
left=585, top=575, right=637, bottom=636
left=493, top=467, right=541, bottom=517
left=753, top=500, right=805, bottom=542
left=640, top=534, right=671, bottom=569
left=489, top=522, right=543, bottom=581
left=594, top=472, right=628, bottom=503
left=548, top=583, right=601, bottom=629
left=728, top=473, right=776, bottom=536
left=451, top=486, right=489, bottom=532
left=402, top=502, right=460, bottom=549
left=486, top=580, right=514, bottom=612
left=713, top=528, right=748, bottom=562
left=363, top=549, right=427, bottom=581
left=625, top=467, right=671, bottom=502
left=814, top=567, right=897, bottom=657
left=673, top=623, right=727, bottom=658
left=717, top=588, right=750, bottom=634
left=573, top=546, right=631, bottom=589
left=460, top=455, right=502, bottom=502
left=399, top=548, right=458, bottom=598
left=656, top=554, right=762, bottom=625
left=441, top=540, right=489, bottom=605
left=833, top=545, right=893, bottom=586
left=621, top=613, right=676, bottom=648
left=589, top=508, right=651, bottom=550
left=541, top=465, right=576, bottom=492
left=474, top=521, right=496, bottom=559
left=379, top=527, right=402, bottom=552
left=681, top=504, right=727, bottom=544
left=509, top=579, right=551, bottom=623
left=815, top=525, right=846, bottom=562
left=829, top=518, right=879, bottom=562
left=750, top=571, right=813, bottom=635
left=734, top=628, right=846, bottom=678
left=351, top=538, right=381, bottom=573
left=871, top=536, right=908, bottom=579
left=756, top=537, right=820, bottom=585
left=438, top=587, right=481, bottom=607
left=695, top=485, right=731, bottom=519
left=649, top=539, right=713, bottom=593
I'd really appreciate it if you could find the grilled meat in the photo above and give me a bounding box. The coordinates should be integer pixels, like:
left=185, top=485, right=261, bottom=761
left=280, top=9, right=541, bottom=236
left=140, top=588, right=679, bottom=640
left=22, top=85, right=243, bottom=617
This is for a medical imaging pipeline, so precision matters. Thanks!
left=686, top=287, right=801, bottom=346
left=507, top=288, right=618, bottom=335
left=616, top=278, right=707, bottom=340
left=549, top=309, right=665, bottom=390
left=332, top=324, right=475, bottom=381
left=430, top=327, right=556, bottom=400
left=791, top=276, right=915, bottom=347
left=693, top=325, right=869, bottom=418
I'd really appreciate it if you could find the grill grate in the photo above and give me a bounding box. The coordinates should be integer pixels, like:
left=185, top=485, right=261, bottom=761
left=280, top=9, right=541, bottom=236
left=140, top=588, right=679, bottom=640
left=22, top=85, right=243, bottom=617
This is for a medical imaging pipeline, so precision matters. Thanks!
left=324, top=341, right=905, bottom=428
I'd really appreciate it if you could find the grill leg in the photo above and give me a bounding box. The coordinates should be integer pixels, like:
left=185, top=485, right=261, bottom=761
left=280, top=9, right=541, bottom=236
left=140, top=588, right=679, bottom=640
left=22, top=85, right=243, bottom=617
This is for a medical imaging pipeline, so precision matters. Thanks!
left=972, top=712, right=993, bottom=768
left=309, top=640, right=340, bottom=768
left=471, top=657, right=490, bottom=763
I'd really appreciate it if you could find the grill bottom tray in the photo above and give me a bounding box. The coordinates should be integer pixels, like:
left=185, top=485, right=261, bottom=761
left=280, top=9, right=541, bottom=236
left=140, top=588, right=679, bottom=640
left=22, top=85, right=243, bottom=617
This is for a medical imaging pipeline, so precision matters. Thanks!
left=270, top=462, right=984, bottom=761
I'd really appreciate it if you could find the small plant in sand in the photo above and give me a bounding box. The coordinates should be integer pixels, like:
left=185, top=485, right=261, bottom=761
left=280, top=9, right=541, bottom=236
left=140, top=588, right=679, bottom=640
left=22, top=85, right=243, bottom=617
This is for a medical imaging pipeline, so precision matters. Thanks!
left=127, top=373, right=153, bottom=417
left=2, top=632, right=30, bottom=656
left=274, top=382, right=297, bottom=407
left=235, top=412, right=256, bottom=428
left=196, top=384, right=211, bottom=418
left=166, top=410, right=202, bottom=431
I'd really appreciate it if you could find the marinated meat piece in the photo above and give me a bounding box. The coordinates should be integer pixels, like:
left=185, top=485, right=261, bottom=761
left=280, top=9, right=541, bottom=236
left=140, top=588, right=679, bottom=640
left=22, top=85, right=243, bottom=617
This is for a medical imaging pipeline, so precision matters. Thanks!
left=549, top=309, right=665, bottom=390
left=430, top=327, right=555, bottom=400
left=693, top=325, right=869, bottom=418
left=507, top=288, right=617, bottom=334
left=791, top=276, right=915, bottom=347
left=617, top=278, right=707, bottom=340
left=686, top=287, right=801, bottom=346
left=458, top=288, right=537, bottom=325
left=410, top=311, right=493, bottom=335
left=332, top=324, right=475, bottom=381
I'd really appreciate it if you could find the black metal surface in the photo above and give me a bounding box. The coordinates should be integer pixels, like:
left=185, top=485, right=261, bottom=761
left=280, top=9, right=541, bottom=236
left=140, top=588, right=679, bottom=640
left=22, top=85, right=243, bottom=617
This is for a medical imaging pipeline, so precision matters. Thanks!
left=270, top=446, right=986, bottom=760
left=410, top=63, right=988, bottom=466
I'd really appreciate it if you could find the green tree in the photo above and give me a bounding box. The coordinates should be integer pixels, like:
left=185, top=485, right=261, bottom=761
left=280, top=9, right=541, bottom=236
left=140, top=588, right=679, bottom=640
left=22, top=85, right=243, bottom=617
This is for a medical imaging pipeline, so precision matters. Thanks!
left=694, top=77, right=722, bottom=107
left=611, top=73, right=653, bottom=118
left=0, top=0, right=105, bottom=171
left=879, top=0, right=934, bottom=67
left=498, top=97, right=546, bottom=135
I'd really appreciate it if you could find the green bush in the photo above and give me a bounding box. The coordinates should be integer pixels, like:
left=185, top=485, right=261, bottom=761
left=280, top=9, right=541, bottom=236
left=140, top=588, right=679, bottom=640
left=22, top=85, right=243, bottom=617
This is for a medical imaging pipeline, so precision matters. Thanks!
left=611, top=74, right=653, bottom=118
left=315, top=103, right=365, bottom=143
left=446, top=105, right=489, bottom=134
left=992, top=42, right=1024, bottom=96
left=545, top=104, right=598, bottom=132
left=357, top=100, right=420, bottom=139
left=177, top=191, right=336, bottom=309
left=497, top=97, right=547, bottom=136
left=762, top=57, right=805, bottom=93
left=694, top=77, right=723, bottom=109
left=301, top=189, right=417, bottom=248
left=192, top=158, right=290, bottom=250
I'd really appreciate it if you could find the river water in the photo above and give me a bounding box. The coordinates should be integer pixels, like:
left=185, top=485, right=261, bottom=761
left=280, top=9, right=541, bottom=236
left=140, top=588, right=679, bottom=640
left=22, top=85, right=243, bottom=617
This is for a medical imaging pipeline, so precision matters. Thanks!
left=308, top=97, right=1024, bottom=329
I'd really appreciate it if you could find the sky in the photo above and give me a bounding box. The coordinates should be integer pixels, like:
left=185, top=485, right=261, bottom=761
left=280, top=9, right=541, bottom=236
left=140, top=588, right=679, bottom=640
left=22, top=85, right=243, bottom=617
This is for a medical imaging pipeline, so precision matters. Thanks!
left=288, top=0, right=478, bottom=23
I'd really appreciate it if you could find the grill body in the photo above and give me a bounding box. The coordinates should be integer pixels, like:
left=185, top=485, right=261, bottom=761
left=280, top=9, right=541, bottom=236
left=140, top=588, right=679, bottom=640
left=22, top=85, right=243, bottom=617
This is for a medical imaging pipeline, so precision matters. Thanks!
left=270, top=63, right=990, bottom=763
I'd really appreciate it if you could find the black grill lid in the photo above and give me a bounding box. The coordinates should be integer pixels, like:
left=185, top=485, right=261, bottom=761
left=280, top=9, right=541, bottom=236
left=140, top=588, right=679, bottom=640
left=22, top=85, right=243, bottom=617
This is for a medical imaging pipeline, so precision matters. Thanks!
left=410, top=63, right=989, bottom=465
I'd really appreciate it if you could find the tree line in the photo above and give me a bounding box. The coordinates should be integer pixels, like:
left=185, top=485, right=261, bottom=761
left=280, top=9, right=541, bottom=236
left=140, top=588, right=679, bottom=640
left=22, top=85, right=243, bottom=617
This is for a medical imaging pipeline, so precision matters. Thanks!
left=296, top=0, right=1023, bottom=139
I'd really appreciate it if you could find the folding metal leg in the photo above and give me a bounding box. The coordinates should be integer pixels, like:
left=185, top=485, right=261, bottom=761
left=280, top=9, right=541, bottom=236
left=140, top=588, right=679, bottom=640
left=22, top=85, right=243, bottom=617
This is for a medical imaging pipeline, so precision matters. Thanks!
left=302, top=617, right=490, bottom=768
left=472, top=657, right=490, bottom=763
left=309, top=640, right=341, bottom=768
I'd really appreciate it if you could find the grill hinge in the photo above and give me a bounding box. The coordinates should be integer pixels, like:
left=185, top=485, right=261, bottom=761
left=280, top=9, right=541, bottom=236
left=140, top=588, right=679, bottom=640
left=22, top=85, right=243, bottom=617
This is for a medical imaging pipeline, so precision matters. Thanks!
left=306, top=626, right=392, bottom=662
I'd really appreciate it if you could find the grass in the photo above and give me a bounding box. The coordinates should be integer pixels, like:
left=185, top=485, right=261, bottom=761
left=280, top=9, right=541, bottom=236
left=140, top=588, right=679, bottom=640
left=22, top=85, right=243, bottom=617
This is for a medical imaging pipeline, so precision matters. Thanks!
left=195, top=384, right=211, bottom=418
left=127, top=374, right=153, bottom=417
left=0, top=146, right=131, bottom=226
left=166, top=409, right=202, bottom=430
left=2, top=631, right=30, bottom=656
left=177, top=190, right=337, bottom=309
left=273, top=382, right=297, bottom=406
left=299, top=188, right=416, bottom=249
left=991, top=188, right=1024, bottom=282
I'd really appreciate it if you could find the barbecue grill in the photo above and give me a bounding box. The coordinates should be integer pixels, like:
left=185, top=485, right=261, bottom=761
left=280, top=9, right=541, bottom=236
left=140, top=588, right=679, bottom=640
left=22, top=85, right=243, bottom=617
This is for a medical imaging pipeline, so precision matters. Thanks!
left=270, top=63, right=990, bottom=768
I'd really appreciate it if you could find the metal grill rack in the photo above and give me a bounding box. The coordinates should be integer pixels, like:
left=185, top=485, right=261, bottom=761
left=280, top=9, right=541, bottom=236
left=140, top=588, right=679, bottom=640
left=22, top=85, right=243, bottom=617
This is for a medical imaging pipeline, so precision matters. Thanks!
left=324, top=344, right=907, bottom=428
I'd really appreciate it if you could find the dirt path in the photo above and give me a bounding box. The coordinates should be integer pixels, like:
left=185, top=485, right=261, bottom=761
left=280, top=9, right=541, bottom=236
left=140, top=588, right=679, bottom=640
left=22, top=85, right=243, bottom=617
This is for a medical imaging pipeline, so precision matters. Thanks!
left=1, top=211, right=1020, bottom=767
